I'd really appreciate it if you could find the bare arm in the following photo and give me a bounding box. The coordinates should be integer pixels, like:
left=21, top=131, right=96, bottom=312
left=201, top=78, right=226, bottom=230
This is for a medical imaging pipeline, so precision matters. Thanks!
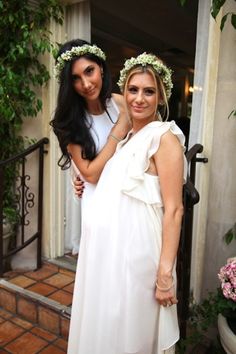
left=153, top=130, right=184, bottom=306
left=112, top=93, right=125, bottom=113
left=68, top=111, right=130, bottom=184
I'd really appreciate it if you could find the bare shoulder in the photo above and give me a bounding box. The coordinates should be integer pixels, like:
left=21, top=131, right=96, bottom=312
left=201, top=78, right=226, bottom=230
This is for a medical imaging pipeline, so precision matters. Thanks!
left=112, top=93, right=125, bottom=113
left=159, top=130, right=183, bottom=156
left=161, top=129, right=181, bottom=145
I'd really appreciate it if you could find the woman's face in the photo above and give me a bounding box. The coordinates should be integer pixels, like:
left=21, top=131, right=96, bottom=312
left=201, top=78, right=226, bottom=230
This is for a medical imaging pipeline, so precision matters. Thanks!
left=125, top=71, right=158, bottom=125
left=71, top=57, right=103, bottom=102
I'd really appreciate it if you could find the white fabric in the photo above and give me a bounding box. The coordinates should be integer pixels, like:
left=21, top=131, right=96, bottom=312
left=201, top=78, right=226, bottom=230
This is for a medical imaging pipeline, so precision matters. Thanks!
left=68, top=121, right=187, bottom=354
left=65, top=97, right=119, bottom=254
left=64, top=171, right=81, bottom=254
left=64, top=0, right=91, bottom=255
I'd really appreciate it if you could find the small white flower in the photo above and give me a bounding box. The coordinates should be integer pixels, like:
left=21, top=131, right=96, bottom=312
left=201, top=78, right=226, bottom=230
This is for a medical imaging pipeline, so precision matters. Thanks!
left=55, top=44, right=106, bottom=79
left=117, top=53, right=173, bottom=99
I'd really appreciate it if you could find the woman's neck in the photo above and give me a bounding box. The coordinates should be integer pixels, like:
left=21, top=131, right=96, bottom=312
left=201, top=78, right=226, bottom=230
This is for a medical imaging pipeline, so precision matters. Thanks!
left=132, top=115, right=158, bottom=133
left=86, top=100, right=104, bottom=115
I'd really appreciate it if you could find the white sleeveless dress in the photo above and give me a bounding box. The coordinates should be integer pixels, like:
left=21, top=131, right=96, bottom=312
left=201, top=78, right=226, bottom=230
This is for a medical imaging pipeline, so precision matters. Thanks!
left=69, top=97, right=119, bottom=254
left=68, top=121, right=187, bottom=354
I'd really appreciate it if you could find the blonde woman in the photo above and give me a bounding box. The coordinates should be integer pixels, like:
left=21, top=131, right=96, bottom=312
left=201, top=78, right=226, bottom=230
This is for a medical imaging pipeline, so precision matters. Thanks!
left=68, top=53, right=187, bottom=354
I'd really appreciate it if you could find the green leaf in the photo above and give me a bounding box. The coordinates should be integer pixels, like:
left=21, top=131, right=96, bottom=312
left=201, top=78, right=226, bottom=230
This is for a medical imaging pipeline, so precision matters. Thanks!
left=231, top=14, right=236, bottom=29
left=224, top=231, right=234, bottom=245
left=178, top=0, right=188, bottom=6
left=228, top=109, right=236, bottom=119
left=8, top=14, right=14, bottom=23
left=223, top=223, right=236, bottom=244
left=36, top=99, right=42, bottom=111
left=220, top=13, right=228, bottom=30
left=16, top=45, right=24, bottom=55
left=211, top=0, right=226, bottom=19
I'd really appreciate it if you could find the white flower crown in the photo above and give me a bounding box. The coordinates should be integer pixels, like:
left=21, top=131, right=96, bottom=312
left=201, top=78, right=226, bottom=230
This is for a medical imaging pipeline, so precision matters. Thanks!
left=55, top=44, right=106, bottom=78
left=117, top=53, right=173, bottom=99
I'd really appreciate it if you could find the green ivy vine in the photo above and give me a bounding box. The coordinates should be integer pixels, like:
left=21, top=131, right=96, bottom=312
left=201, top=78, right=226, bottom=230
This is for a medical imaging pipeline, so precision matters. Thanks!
left=0, top=0, right=63, bottom=160
left=0, top=0, right=63, bottom=222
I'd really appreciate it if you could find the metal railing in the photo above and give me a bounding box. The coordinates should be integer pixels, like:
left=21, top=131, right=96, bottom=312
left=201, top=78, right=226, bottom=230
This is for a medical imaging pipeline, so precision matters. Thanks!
left=177, top=143, right=208, bottom=338
left=0, top=138, right=49, bottom=276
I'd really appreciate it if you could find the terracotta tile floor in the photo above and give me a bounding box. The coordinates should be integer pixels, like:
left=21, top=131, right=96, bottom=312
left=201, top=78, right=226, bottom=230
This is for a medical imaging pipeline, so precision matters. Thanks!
left=0, top=307, right=67, bottom=353
left=0, top=258, right=77, bottom=352
left=5, top=261, right=76, bottom=307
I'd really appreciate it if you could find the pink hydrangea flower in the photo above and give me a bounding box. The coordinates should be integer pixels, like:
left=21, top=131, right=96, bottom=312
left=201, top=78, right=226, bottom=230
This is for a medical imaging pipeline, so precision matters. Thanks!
left=218, top=257, right=236, bottom=303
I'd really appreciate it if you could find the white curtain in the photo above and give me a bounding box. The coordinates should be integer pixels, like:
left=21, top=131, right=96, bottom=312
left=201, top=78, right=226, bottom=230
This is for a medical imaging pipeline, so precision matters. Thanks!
left=64, top=170, right=81, bottom=254
left=189, top=0, right=222, bottom=301
left=188, top=0, right=211, bottom=147
left=64, top=0, right=91, bottom=254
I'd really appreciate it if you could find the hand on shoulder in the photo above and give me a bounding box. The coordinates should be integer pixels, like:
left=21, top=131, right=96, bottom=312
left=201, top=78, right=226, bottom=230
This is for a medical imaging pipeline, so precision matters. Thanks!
left=112, top=93, right=125, bottom=113
left=112, top=93, right=131, bottom=138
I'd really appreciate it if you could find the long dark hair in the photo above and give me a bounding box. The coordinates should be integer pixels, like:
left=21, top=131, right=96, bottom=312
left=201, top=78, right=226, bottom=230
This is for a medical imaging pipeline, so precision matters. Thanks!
left=50, top=39, right=112, bottom=169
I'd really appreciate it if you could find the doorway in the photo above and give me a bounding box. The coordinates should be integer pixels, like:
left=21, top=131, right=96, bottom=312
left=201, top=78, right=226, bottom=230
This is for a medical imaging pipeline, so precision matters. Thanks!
left=63, top=0, right=198, bottom=256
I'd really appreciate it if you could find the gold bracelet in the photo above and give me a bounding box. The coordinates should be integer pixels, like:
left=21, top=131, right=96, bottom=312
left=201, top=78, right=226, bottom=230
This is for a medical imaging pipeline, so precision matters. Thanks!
left=109, top=134, right=122, bottom=142
left=155, top=280, right=175, bottom=292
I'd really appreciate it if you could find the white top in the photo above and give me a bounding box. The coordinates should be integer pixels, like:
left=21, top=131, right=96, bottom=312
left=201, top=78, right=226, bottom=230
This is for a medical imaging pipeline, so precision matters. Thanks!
left=71, top=97, right=120, bottom=212
left=68, top=121, right=187, bottom=354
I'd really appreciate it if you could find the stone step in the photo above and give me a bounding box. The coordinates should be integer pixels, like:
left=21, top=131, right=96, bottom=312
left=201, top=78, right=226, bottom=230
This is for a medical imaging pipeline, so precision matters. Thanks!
left=0, top=279, right=70, bottom=340
left=0, top=258, right=77, bottom=340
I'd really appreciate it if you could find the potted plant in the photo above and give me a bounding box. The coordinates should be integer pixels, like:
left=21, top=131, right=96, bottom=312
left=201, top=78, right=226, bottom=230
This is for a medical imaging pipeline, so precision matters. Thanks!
left=217, top=257, right=236, bottom=353
left=177, top=227, right=236, bottom=354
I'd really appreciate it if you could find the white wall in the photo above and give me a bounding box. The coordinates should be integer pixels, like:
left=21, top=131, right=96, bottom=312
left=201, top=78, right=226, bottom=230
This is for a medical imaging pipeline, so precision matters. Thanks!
left=189, top=0, right=221, bottom=301
left=189, top=0, right=236, bottom=300
left=201, top=0, right=236, bottom=295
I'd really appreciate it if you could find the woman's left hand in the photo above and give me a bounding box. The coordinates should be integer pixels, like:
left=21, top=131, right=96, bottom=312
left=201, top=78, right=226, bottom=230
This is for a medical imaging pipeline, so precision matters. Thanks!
left=155, top=278, right=178, bottom=307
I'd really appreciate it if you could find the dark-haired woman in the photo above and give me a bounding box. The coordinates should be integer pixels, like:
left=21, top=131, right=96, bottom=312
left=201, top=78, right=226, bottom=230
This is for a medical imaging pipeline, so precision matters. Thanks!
left=50, top=39, right=129, bottom=253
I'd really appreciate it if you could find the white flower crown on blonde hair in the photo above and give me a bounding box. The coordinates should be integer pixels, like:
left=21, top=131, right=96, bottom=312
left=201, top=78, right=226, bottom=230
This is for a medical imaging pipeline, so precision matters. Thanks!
left=117, top=53, right=173, bottom=99
left=55, top=44, right=106, bottom=78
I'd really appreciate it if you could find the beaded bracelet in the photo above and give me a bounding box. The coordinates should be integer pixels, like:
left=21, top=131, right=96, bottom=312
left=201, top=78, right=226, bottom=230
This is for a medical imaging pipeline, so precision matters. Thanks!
left=109, top=134, right=122, bottom=142
left=155, top=280, right=175, bottom=292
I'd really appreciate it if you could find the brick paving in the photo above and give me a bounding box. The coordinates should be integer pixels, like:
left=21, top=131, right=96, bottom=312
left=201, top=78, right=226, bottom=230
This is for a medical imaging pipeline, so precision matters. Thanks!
left=1, top=257, right=221, bottom=353
left=0, top=307, right=67, bottom=353
left=6, top=262, right=75, bottom=307
left=0, top=258, right=77, bottom=353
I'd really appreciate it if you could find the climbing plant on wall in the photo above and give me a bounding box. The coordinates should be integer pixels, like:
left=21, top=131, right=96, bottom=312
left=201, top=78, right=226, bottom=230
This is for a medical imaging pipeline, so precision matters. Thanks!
left=0, top=0, right=63, bottom=222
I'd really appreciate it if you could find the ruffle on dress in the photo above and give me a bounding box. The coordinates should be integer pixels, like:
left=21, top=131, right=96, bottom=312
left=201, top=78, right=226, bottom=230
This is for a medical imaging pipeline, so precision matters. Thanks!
left=121, top=121, right=187, bottom=205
